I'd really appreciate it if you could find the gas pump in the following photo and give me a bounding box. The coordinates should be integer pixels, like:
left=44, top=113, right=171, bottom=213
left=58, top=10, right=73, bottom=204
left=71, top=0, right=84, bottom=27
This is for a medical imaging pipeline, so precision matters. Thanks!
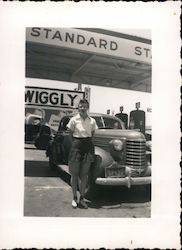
left=129, top=102, right=146, bottom=134
left=84, top=86, right=91, bottom=103
left=115, top=106, right=128, bottom=129
left=107, top=109, right=111, bottom=115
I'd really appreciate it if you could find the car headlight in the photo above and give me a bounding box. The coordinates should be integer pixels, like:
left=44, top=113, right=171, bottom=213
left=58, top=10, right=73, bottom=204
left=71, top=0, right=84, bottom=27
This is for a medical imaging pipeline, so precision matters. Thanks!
left=109, top=139, right=124, bottom=151
left=146, top=140, right=152, bottom=151
left=109, top=139, right=125, bottom=162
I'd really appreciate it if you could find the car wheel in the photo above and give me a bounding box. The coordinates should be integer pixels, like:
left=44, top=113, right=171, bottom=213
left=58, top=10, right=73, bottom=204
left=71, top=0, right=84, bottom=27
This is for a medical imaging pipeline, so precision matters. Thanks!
left=34, top=134, right=51, bottom=150
left=84, top=171, right=99, bottom=200
left=85, top=182, right=99, bottom=200
left=85, top=154, right=103, bottom=199
left=49, top=155, right=57, bottom=171
left=144, top=184, right=151, bottom=199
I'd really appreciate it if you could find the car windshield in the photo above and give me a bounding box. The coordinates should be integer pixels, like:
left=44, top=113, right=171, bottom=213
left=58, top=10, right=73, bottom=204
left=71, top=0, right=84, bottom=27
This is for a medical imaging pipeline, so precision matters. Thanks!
left=92, top=116, right=104, bottom=128
left=103, top=117, right=122, bottom=129
left=58, top=114, right=122, bottom=132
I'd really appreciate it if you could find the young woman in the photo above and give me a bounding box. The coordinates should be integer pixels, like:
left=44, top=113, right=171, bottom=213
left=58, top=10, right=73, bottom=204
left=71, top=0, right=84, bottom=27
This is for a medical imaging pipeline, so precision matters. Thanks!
left=67, top=99, right=98, bottom=209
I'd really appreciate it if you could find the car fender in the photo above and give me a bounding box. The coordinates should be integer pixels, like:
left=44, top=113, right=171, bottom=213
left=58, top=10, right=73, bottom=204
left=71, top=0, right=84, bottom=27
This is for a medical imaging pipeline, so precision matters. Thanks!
left=46, top=138, right=54, bottom=157
left=91, top=146, right=113, bottom=180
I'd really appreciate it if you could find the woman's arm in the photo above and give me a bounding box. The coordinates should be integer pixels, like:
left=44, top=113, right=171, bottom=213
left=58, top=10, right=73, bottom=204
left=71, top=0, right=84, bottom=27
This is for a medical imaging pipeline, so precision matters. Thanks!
left=91, top=130, right=95, bottom=138
left=67, top=128, right=74, bottom=140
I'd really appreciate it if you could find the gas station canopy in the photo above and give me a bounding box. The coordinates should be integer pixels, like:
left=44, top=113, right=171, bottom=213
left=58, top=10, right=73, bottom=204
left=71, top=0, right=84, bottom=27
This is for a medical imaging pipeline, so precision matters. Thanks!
left=26, top=28, right=151, bottom=93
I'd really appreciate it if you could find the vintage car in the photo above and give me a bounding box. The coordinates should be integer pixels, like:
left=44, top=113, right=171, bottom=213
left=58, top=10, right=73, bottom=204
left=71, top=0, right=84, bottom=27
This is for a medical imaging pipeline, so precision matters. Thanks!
left=25, top=114, right=52, bottom=149
left=46, top=113, right=151, bottom=193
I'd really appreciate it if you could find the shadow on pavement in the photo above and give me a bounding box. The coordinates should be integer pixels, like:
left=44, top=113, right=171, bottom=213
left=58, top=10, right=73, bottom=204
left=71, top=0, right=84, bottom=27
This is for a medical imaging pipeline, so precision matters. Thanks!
left=25, top=160, right=71, bottom=185
left=86, top=185, right=151, bottom=207
left=25, top=160, right=151, bottom=206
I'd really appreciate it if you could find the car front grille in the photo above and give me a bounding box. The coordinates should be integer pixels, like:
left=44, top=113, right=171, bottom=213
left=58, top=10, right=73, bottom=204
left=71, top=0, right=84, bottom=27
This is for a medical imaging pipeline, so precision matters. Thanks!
left=93, top=137, right=146, bottom=172
left=125, top=139, right=146, bottom=170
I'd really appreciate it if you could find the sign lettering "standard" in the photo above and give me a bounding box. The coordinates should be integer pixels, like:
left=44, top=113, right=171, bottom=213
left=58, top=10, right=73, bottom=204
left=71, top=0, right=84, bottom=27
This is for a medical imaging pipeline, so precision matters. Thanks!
left=27, top=28, right=151, bottom=64
left=29, top=27, right=118, bottom=51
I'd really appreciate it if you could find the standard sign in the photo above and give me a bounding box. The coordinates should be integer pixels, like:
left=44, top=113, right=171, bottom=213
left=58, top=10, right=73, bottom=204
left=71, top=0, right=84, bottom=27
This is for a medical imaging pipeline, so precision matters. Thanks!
left=25, top=86, right=85, bottom=108
left=26, top=27, right=151, bottom=64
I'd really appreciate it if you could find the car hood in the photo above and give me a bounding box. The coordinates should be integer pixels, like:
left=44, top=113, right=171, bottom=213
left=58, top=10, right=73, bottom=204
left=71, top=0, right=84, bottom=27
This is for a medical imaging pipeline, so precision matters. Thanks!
left=94, top=129, right=145, bottom=140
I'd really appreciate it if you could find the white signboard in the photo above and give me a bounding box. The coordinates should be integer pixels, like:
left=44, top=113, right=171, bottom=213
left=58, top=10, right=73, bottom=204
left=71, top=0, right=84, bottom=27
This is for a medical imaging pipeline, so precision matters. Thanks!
left=25, top=86, right=84, bottom=131
left=25, top=86, right=84, bottom=108
left=26, top=27, right=151, bottom=64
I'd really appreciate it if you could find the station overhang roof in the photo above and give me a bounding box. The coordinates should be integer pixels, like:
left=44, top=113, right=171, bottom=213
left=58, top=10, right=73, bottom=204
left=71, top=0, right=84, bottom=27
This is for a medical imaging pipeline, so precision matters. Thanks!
left=26, top=28, right=151, bottom=93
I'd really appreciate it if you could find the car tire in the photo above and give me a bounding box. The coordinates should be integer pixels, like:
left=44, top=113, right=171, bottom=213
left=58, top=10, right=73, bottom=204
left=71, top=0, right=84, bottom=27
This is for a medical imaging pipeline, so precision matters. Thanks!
left=34, top=134, right=51, bottom=150
left=85, top=182, right=99, bottom=200
left=84, top=170, right=100, bottom=200
left=84, top=154, right=104, bottom=199
left=144, top=184, right=151, bottom=199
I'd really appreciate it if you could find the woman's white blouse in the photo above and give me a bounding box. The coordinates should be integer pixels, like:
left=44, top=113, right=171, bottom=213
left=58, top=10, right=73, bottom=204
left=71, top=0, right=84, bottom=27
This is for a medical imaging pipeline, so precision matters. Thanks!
left=67, top=114, right=98, bottom=138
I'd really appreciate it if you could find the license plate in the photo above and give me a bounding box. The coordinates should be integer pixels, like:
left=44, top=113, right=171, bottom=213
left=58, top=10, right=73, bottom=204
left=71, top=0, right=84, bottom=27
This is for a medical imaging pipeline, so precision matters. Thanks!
left=105, top=165, right=125, bottom=178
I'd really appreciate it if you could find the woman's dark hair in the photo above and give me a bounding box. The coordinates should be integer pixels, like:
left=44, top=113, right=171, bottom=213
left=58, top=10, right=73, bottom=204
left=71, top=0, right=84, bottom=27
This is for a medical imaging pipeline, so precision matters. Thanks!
left=78, top=99, right=89, bottom=108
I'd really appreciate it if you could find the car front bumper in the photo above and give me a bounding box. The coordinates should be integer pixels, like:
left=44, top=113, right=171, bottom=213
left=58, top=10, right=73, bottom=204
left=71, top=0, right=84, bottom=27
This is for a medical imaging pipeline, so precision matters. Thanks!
left=95, top=176, right=151, bottom=188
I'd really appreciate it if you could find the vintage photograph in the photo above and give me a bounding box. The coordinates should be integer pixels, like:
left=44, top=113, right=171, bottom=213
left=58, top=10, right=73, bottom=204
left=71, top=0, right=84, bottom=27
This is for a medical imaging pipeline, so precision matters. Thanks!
left=0, top=2, right=181, bottom=249
left=24, top=27, right=152, bottom=217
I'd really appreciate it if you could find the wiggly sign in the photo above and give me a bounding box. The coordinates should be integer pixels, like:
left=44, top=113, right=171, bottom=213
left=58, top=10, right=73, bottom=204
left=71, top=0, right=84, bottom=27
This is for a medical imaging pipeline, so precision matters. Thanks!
left=25, top=86, right=85, bottom=108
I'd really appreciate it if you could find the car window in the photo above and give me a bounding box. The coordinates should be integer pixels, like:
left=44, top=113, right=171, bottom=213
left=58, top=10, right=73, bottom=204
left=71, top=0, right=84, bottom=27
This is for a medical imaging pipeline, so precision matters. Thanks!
left=58, top=115, right=122, bottom=131
left=92, top=116, right=104, bottom=128
left=103, top=117, right=122, bottom=129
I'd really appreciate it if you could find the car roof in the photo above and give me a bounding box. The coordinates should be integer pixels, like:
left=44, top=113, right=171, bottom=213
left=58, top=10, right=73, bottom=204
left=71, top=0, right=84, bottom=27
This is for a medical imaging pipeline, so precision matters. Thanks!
left=26, top=114, right=42, bottom=119
left=63, top=112, right=125, bottom=128
left=90, top=112, right=119, bottom=119
left=65, top=112, right=121, bottom=119
left=25, top=114, right=42, bottom=124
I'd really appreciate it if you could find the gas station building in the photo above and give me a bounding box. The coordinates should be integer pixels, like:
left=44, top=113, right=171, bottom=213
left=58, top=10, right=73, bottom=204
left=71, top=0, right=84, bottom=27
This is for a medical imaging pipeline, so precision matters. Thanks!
left=25, top=27, right=151, bottom=132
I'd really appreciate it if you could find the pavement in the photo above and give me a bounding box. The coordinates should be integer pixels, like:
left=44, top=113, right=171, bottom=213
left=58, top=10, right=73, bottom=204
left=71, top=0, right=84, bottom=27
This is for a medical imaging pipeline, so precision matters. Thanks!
left=24, top=145, right=151, bottom=218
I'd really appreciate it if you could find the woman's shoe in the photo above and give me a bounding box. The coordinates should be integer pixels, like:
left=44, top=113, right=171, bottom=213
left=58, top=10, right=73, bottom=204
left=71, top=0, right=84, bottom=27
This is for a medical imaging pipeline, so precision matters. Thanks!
left=79, top=199, right=88, bottom=209
left=72, top=199, right=77, bottom=209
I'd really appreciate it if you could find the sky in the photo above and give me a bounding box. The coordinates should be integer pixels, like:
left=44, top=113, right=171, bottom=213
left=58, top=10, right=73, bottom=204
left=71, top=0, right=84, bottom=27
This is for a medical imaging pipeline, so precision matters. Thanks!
left=110, top=29, right=151, bottom=40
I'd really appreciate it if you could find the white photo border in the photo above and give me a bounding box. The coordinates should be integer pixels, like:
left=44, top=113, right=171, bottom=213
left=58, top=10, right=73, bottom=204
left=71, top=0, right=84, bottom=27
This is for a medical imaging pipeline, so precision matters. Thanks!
left=0, top=2, right=181, bottom=249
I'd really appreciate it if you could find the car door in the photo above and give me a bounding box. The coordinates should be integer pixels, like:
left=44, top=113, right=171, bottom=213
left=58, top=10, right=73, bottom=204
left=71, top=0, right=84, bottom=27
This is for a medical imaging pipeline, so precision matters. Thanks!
left=58, top=116, right=72, bottom=163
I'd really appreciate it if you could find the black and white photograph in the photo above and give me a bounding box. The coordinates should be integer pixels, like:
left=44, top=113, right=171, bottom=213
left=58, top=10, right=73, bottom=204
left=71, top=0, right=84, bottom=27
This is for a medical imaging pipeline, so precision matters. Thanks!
left=25, top=27, right=152, bottom=218
left=0, top=2, right=181, bottom=249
